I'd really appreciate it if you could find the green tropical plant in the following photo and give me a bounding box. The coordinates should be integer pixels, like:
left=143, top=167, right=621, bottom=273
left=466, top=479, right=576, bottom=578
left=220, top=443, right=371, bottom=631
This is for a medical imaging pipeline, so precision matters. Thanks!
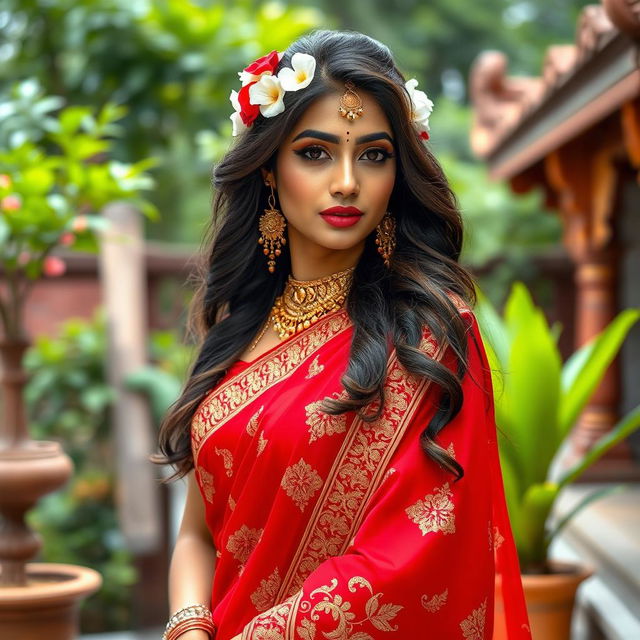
left=475, top=282, right=640, bottom=573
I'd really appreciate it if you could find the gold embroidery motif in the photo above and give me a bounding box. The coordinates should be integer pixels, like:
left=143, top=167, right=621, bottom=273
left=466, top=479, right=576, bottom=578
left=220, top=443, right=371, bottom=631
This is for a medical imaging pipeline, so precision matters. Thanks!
left=306, top=355, right=325, bottom=379
left=446, top=442, right=456, bottom=458
left=197, top=467, right=215, bottom=503
left=246, top=406, right=264, bottom=437
left=242, top=592, right=301, bottom=640
left=226, top=525, right=263, bottom=564
left=279, top=335, right=442, bottom=599
left=420, top=333, right=437, bottom=355
left=215, top=447, right=234, bottom=477
left=460, top=598, right=487, bottom=640
left=421, top=588, right=448, bottom=612
left=305, top=395, right=348, bottom=443
left=281, top=458, right=323, bottom=512
left=297, top=618, right=316, bottom=640
left=250, top=568, right=282, bottom=612
left=405, top=482, right=456, bottom=536
left=296, top=576, right=403, bottom=639
left=252, top=624, right=283, bottom=639
left=492, top=525, right=505, bottom=551
left=192, top=311, right=352, bottom=457
left=228, top=494, right=236, bottom=511
left=257, top=430, right=268, bottom=456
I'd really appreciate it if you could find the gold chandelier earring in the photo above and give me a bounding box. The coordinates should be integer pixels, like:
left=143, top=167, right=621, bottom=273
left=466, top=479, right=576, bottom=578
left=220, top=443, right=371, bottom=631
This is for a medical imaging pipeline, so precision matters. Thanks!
left=258, top=181, right=287, bottom=273
left=375, top=211, right=396, bottom=268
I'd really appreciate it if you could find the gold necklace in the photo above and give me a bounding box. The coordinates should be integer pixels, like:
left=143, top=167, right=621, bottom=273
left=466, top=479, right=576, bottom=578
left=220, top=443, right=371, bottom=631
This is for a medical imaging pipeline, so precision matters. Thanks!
left=249, top=266, right=354, bottom=350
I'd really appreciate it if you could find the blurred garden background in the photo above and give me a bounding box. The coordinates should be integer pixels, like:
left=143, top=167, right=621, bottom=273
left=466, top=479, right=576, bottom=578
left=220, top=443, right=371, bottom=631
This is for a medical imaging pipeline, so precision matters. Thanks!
left=1, top=0, right=639, bottom=638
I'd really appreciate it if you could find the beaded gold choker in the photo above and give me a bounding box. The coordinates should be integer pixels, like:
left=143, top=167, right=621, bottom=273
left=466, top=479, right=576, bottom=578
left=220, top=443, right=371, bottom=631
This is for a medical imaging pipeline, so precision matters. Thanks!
left=250, top=266, right=354, bottom=350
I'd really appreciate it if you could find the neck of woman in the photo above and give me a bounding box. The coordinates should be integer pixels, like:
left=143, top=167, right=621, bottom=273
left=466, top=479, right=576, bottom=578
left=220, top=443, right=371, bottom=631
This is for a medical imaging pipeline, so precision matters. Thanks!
left=288, top=242, right=364, bottom=281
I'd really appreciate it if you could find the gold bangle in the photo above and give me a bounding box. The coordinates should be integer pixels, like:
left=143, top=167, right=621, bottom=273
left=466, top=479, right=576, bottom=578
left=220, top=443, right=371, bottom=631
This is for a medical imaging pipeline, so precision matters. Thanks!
left=166, top=618, right=216, bottom=640
left=163, top=605, right=215, bottom=640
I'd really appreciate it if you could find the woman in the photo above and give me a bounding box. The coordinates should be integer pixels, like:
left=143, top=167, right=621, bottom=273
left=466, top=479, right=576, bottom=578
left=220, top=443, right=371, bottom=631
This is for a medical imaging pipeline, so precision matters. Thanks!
left=157, top=29, right=531, bottom=640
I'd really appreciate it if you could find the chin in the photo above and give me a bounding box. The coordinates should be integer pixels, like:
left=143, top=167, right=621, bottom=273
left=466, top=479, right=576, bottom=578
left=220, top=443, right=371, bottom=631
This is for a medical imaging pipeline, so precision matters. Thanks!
left=317, top=233, right=367, bottom=250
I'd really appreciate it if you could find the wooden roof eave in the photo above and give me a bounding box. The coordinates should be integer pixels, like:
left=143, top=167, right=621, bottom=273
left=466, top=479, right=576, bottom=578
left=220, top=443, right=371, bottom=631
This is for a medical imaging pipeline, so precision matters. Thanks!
left=484, top=31, right=640, bottom=180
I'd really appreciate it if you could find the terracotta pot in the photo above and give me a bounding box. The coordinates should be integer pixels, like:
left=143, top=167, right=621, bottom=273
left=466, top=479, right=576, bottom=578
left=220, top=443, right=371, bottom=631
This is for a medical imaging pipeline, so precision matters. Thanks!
left=494, top=560, right=593, bottom=640
left=0, top=563, right=102, bottom=640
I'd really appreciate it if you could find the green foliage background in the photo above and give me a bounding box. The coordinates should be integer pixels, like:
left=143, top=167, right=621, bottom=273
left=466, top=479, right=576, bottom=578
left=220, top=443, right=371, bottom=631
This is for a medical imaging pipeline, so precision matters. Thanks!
left=1, top=0, right=589, bottom=266
left=24, top=311, right=192, bottom=631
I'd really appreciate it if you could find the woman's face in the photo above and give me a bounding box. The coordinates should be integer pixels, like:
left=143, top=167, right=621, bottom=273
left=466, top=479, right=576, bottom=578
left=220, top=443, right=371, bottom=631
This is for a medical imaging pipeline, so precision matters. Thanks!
left=264, top=88, right=397, bottom=274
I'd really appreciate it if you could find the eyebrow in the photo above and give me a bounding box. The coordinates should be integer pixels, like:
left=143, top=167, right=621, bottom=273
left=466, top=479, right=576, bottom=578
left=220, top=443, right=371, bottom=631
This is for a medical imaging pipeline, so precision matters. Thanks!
left=291, top=129, right=395, bottom=145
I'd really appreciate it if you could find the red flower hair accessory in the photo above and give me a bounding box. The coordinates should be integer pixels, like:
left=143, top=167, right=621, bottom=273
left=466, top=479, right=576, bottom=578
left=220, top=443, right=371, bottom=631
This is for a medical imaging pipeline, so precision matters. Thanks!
left=229, top=50, right=316, bottom=136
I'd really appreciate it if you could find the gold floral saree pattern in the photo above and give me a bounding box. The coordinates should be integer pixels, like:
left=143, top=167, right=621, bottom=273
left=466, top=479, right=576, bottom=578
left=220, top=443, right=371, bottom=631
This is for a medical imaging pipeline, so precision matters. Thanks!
left=421, top=588, right=448, bottom=613
left=226, top=525, right=263, bottom=565
left=192, top=311, right=352, bottom=459
left=305, top=395, right=348, bottom=443
left=196, top=467, right=215, bottom=503
left=460, top=598, right=487, bottom=639
left=277, top=341, right=439, bottom=600
left=196, top=309, right=531, bottom=639
left=296, top=576, right=403, bottom=640
left=280, top=458, right=324, bottom=512
left=405, top=482, right=456, bottom=536
left=250, top=568, right=284, bottom=613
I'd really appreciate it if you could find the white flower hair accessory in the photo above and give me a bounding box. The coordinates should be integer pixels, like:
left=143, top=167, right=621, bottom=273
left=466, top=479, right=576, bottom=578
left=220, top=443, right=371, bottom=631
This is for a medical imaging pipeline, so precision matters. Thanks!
left=405, top=78, right=434, bottom=141
left=228, top=50, right=434, bottom=142
left=278, top=52, right=316, bottom=91
left=229, top=50, right=317, bottom=136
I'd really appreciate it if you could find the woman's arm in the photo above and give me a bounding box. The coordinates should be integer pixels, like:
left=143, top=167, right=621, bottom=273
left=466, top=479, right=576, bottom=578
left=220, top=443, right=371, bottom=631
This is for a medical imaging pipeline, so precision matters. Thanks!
left=167, top=469, right=217, bottom=640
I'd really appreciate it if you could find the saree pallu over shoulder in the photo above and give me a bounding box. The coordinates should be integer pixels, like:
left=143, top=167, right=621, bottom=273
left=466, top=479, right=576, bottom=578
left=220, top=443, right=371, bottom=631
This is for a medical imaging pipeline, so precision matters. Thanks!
left=238, top=316, right=531, bottom=640
left=275, top=344, right=440, bottom=601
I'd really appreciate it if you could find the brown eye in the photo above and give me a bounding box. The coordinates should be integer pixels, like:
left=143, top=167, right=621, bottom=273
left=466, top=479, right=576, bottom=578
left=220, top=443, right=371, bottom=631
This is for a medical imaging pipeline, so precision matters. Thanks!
left=295, top=146, right=329, bottom=161
left=362, top=148, right=392, bottom=162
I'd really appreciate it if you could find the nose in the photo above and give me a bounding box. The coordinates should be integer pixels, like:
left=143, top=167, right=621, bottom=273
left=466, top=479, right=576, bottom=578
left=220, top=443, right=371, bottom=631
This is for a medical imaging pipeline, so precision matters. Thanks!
left=330, top=154, right=359, bottom=198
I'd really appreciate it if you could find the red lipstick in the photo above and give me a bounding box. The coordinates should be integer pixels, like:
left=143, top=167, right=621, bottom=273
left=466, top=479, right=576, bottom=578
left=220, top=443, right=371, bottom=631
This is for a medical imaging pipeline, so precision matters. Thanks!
left=319, top=206, right=364, bottom=228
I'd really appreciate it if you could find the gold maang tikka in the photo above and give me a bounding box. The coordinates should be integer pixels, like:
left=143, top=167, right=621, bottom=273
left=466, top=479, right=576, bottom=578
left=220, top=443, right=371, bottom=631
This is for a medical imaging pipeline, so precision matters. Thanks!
left=258, top=181, right=287, bottom=273
left=338, top=81, right=364, bottom=121
left=375, top=211, right=396, bottom=268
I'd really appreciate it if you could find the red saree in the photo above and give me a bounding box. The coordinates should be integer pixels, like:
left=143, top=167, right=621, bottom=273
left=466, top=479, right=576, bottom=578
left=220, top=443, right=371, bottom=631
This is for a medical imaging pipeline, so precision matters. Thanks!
left=191, top=307, right=531, bottom=639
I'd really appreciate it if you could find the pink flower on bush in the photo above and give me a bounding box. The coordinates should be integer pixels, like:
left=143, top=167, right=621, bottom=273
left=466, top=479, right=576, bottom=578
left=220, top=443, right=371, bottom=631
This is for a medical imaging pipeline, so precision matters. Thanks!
left=1, top=195, right=21, bottom=211
left=71, top=215, right=88, bottom=232
left=0, top=174, right=11, bottom=189
left=18, top=251, right=31, bottom=266
left=59, top=232, right=75, bottom=246
left=43, top=256, right=66, bottom=277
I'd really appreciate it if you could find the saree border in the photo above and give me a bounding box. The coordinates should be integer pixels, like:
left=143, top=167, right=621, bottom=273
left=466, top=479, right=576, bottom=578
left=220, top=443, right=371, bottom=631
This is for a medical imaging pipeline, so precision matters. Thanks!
left=192, top=310, right=352, bottom=460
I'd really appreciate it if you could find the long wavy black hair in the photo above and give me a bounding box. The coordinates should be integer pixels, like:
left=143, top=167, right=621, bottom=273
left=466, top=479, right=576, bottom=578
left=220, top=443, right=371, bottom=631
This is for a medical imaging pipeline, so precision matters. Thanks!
left=156, top=29, right=476, bottom=480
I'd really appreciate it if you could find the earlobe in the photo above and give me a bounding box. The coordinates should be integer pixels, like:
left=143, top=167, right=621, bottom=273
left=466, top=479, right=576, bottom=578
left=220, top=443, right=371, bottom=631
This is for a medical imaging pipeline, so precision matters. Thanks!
left=261, top=167, right=276, bottom=187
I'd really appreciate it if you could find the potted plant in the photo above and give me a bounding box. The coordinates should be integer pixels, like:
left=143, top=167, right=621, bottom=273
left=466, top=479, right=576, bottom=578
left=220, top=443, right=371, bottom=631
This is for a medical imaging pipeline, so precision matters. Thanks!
left=475, top=282, right=640, bottom=640
left=0, top=80, right=157, bottom=639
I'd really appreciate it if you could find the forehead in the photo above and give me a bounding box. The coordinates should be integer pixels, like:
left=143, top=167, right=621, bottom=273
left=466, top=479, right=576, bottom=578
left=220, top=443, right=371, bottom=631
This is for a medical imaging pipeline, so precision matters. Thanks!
left=287, top=89, right=392, bottom=141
